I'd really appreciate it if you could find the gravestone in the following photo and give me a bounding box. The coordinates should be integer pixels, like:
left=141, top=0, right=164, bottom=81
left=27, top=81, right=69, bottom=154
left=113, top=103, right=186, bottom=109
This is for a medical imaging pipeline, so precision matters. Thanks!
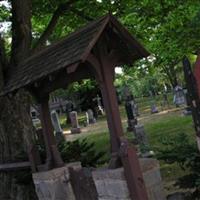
left=87, top=109, right=96, bottom=124
left=125, top=95, right=138, bottom=131
left=134, top=124, right=150, bottom=155
left=149, top=90, right=159, bottom=114
left=70, top=111, right=81, bottom=134
left=173, top=85, right=186, bottom=107
left=84, top=112, right=89, bottom=127
left=151, top=104, right=158, bottom=114
left=65, top=101, right=74, bottom=124
left=51, top=110, right=63, bottom=142
left=161, top=91, right=169, bottom=109
left=182, top=88, right=192, bottom=115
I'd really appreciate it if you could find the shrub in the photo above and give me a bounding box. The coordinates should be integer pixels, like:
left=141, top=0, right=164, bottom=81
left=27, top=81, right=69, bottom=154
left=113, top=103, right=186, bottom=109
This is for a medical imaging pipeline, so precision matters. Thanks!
left=58, top=138, right=106, bottom=167
left=14, top=138, right=105, bottom=185
left=156, top=132, right=200, bottom=198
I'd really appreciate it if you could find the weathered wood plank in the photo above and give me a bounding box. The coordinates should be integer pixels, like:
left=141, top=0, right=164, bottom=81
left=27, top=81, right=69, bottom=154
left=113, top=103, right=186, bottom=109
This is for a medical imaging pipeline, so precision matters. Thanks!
left=0, top=161, right=30, bottom=171
left=69, top=167, right=98, bottom=200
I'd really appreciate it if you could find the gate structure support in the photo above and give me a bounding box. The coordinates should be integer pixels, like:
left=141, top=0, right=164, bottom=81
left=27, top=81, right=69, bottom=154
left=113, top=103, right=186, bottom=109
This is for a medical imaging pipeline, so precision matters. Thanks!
left=87, top=46, right=149, bottom=200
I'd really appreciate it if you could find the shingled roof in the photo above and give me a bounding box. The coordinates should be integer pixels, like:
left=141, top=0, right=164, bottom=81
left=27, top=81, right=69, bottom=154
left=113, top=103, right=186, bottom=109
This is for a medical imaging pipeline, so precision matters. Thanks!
left=2, top=14, right=149, bottom=95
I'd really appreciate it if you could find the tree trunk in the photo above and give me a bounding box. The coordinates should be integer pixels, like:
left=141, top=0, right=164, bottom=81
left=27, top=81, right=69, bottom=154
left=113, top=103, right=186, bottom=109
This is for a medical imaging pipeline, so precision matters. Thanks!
left=0, top=0, right=38, bottom=199
left=11, top=0, right=32, bottom=65
left=0, top=91, right=38, bottom=200
left=162, top=64, right=178, bottom=88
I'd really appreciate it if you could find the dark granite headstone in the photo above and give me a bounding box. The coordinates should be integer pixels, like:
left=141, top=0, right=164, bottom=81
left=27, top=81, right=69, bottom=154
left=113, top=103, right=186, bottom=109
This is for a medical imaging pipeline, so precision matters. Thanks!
left=151, top=104, right=158, bottom=114
left=173, top=85, right=186, bottom=107
left=65, top=101, right=74, bottom=124
left=125, top=95, right=138, bottom=131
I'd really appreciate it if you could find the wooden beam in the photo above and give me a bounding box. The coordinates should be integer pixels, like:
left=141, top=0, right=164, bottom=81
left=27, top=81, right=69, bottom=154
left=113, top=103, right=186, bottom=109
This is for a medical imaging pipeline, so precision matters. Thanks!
left=0, top=161, right=30, bottom=171
left=88, top=36, right=149, bottom=200
left=120, top=138, right=149, bottom=200
left=39, top=95, right=64, bottom=170
left=28, top=63, right=93, bottom=98
left=109, top=14, right=150, bottom=58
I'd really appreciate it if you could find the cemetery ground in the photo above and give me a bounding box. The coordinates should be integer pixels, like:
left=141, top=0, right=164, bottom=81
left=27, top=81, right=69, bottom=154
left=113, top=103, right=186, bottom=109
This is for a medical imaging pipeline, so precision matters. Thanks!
left=60, top=95, right=195, bottom=196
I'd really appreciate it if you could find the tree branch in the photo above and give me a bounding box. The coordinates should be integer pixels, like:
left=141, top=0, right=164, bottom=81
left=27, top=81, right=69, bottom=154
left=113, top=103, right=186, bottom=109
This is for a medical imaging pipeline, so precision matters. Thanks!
left=11, top=0, right=32, bottom=65
left=32, top=0, right=76, bottom=53
left=70, top=8, right=94, bottom=21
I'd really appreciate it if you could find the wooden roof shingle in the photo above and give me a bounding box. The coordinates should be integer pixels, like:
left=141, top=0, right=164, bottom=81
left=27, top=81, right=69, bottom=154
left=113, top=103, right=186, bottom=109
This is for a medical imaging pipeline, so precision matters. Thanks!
left=1, top=14, right=149, bottom=95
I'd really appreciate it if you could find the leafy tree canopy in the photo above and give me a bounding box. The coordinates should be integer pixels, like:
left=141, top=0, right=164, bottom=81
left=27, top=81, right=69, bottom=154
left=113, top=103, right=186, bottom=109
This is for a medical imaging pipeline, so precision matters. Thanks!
left=1, top=0, right=200, bottom=97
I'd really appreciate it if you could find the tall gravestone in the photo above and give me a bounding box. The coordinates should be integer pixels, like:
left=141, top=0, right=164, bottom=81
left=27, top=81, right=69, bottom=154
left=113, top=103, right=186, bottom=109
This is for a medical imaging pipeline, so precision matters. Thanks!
left=65, top=101, right=74, bottom=124
left=51, top=110, right=63, bottom=142
left=87, top=109, right=96, bottom=124
left=173, top=85, right=186, bottom=107
left=161, top=91, right=169, bottom=110
left=84, top=112, right=89, bottom=127
left=125, top=95, right=138, bottom=132
left=70, top=111, right=81, bottom=134
left=149, top=90, right=159, bottom=114
left=134, top=124, right=151, bottom=156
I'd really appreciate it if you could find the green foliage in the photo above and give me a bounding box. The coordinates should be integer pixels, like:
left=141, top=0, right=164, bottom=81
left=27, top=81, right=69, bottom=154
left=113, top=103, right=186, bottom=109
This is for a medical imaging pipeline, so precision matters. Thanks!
left=2, top=0, right=200, bottom=96
left=37, top=137, right=106, bottom=168
left=14, top=138, right=105, bottom=185
left=156, top=132, right=200, bottom=196
left=115, top=60, right=165, bottom=97
left=119, top=0, right=200, bottom=90
left=59, top=138, right=106, bottom=167
left=53, top=79, right=100, bottom=110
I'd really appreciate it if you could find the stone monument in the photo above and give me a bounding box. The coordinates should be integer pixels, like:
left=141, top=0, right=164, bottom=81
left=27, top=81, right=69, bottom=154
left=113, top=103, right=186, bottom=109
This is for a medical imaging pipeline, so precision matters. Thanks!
left=134, top=124, right=150, bottom=155
left=70, top=111, right=81, bottom=134
left=125, top=95, right=138, bottom=131
left=173, top=85, right=186, bottom=107
left=87, top=109, right=96, bottom=124
left=51, top=110, right=63, bottom=142
left=84, top=112, right=89, bottom=127
left=65, top=101, right=74, bottom=124
left=151, top=103, right=159, bottom=114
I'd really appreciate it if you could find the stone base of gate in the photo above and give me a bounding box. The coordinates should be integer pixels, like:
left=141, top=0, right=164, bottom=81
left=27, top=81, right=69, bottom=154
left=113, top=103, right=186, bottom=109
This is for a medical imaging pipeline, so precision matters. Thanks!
left=32, top=162, right=80, bottom=200
left=92, top=158, right=166, bottom=200
left=32, top=158, right=166, bottom=200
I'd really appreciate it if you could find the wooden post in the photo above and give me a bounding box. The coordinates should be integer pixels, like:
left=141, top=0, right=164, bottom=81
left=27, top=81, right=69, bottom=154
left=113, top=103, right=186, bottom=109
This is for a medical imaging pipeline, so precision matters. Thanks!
left=183, top=57, right=200, bottom=151
left=120, top=137, right=149, bottom=200
left=39, top=95, right=64, bottom=170
left=98, top=58, right=123, bottom=167
left=88, top=42, right=149, bottom=199
left=98, top=59, right=148, bottom=199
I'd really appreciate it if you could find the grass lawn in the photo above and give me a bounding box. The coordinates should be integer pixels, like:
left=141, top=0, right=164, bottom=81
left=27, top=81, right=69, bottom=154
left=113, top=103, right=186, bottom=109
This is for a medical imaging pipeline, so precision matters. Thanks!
left=62, top=95, right=196, bottom=194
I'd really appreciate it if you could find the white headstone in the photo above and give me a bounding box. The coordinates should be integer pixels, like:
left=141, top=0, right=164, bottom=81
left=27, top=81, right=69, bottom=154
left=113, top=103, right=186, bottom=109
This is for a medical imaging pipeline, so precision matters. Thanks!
left=87, top=109, right=96, bottom=124
left=51, top=110, right=63, bottom=133
left=85, top=112, right=89, bottom=126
